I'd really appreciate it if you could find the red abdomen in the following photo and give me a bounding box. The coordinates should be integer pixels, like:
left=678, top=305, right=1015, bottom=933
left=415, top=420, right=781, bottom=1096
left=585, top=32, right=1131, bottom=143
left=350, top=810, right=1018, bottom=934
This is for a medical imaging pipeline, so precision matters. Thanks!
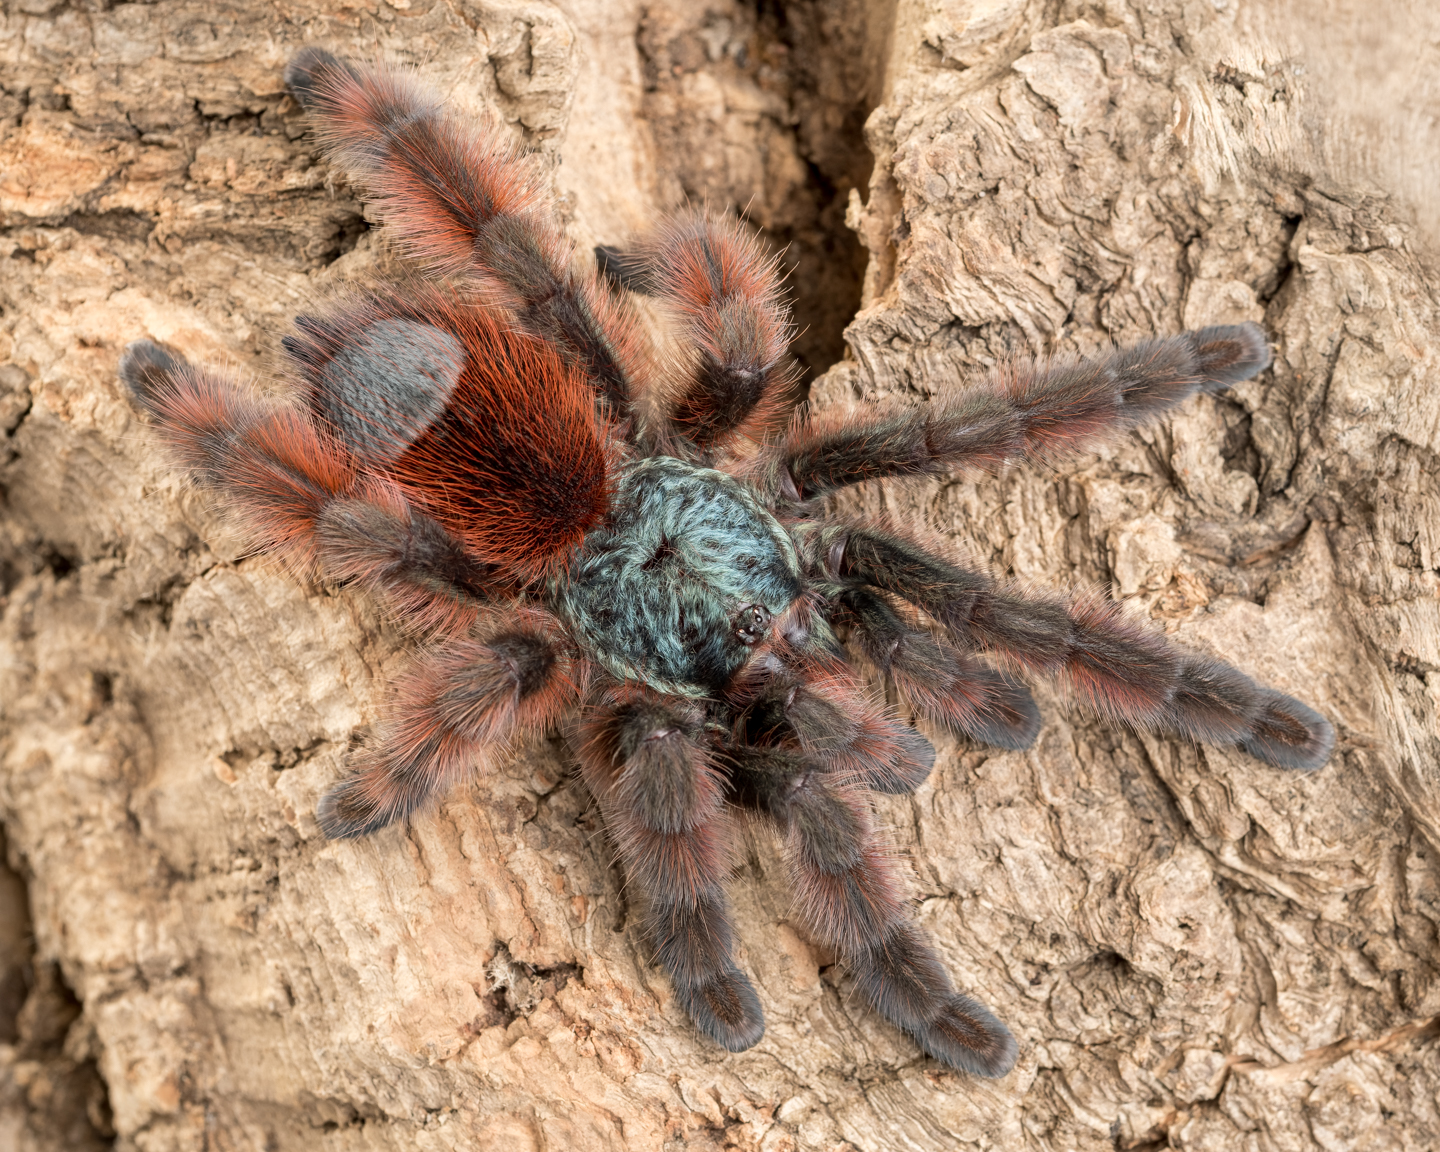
left=285, top=284, right=612, bottom=582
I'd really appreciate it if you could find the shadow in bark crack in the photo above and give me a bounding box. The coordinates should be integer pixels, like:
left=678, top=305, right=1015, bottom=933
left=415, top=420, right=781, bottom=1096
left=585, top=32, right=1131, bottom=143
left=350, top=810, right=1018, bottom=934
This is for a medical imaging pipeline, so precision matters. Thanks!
left=0, top=829, right=114, bottom=1151
left=634, top=0, right=888, bottom=380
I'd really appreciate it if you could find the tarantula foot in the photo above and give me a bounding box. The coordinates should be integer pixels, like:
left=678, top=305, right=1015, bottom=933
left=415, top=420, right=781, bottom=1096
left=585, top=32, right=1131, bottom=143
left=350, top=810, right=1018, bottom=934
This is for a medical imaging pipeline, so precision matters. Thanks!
left=1190, top=323, right=1272, bottom=389
left=850, top=922, right=1017, bottom=1076
left=962, top=671, right=1042, bottom=751
left=864, top=726, right=935, bottom=794
left=283, top=47, right=357, bottom=112
left=315, top=775, right=404, bottom=840
left=1239, top=689, right=1336, bottom=771
left=118, top=339, right=186, bottom=415
left=675, top=968, right=765, bottom=1052
left=912, top=993, right=1019, bottom=1078
left=849, top=922, right=950, bottom=1025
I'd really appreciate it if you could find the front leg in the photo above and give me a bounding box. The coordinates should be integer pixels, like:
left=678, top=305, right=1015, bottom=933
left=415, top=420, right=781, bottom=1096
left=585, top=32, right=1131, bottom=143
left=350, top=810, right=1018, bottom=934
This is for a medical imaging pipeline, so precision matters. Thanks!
left=830, top=586, right=1041, bottom=751
left=730, top=659, right=937, bottom=794
left=729, top=745, right=1017, bottom=1076
left=576, top=688, right=765, bottom=1051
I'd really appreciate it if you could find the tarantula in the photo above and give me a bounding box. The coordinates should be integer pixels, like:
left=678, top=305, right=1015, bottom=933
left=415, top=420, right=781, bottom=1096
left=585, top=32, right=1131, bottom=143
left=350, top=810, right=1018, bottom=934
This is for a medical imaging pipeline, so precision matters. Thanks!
left=118, top=49, right=1334, bottom=1078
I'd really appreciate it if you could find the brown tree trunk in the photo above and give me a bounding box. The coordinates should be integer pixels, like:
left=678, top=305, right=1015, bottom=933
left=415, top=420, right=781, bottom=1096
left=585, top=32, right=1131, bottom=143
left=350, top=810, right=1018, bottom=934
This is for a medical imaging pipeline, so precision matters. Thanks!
left=2, top=1, right=1437, bottom=1149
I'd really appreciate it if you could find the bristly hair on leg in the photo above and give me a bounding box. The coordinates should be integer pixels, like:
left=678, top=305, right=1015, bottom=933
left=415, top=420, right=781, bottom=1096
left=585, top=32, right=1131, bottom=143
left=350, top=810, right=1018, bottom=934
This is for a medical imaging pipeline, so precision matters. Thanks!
left=816, top=518, right=1333, bottom=768
left=727, top=745, right=1017, bottom=1077
left=616, top=213, right=800, bottom=451
left=121, top=338, right=357, bottom=571
left=317, top=611, right=580, bottom=839
left=575, top=685, right=765, bottom=1051
left=314, top=479, right=507, bottom=636
left=282, top=49, right=648, bottom=425
left=752, top=323, right=1275, bottom=504
left=118, top=45, right=1339, bottom=1079
left=832, top=586, right=1041, bottom=751
left=729, top=659, right=937, bottom=794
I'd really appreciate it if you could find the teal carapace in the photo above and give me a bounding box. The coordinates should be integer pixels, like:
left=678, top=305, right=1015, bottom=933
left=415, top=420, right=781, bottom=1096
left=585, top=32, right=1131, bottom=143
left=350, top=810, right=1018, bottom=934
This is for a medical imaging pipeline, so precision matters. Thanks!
left=554, top=456, right=804, bottom=697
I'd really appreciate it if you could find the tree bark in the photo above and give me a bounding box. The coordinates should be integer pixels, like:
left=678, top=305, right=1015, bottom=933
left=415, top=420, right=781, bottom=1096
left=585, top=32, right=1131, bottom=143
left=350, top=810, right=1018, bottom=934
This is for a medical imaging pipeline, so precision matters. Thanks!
left=2, top=1, right=1437, bottom=1150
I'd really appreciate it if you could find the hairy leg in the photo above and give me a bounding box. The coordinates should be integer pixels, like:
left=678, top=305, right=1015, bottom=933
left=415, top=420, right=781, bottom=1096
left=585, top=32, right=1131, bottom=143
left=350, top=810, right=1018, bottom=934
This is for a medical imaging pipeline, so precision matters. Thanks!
left=319, top=615, right=576, bottom=838
left=832, top=586, right=1041, bottom=750
left=758, top=325, right=1270, bottom=501
left=284, top=48, right=644, bottom=422
left=730, top=746, right=1017, bottom=1076
left=121, top=339, right=355, bottom=567
left=576, top=688, right=763, bottom=1051
left=730, top=659, right=936, bottom=794
left=810, top=521, right=1335, bottom=769
left=122, top=340, right=504, bottom=629
left=600, top=215, right=797, bottom=450
left=315, top=482, right=504, bottom=633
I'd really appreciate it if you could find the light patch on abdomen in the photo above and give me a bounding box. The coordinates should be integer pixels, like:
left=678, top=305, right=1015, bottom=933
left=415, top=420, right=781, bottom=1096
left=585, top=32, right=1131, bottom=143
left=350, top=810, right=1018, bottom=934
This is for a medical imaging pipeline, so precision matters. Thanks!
left=317, top=318, right=464, bottom=465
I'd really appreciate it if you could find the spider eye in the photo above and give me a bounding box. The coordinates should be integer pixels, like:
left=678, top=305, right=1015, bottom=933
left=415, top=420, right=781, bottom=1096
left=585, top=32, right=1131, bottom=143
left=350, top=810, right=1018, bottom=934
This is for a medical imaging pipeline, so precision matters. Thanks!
left=734, top=604, right=771, bottom=645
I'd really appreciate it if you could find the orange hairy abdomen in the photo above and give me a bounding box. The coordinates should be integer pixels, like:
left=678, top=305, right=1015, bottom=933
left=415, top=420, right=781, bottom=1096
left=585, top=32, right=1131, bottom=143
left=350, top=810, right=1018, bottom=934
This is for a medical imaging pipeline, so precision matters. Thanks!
left=384, top=302, right=612, bottom=581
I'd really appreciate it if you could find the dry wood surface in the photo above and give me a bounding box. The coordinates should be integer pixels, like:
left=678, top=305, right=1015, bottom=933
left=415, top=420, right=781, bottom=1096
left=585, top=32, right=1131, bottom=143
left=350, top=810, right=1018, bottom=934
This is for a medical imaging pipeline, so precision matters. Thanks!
left=1, top=1, right=1437, bottom=1149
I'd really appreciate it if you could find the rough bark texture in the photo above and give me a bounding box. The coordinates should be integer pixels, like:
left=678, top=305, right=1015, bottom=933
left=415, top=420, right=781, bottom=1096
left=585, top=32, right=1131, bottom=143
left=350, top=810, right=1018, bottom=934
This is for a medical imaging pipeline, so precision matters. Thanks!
left=2, top=1, right=1438, bottom=1150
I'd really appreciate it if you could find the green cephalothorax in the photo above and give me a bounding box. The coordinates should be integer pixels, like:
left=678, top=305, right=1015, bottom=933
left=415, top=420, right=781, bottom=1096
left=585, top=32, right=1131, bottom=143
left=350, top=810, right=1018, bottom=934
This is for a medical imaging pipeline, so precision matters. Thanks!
left=554, top=456, right=804, bottom=696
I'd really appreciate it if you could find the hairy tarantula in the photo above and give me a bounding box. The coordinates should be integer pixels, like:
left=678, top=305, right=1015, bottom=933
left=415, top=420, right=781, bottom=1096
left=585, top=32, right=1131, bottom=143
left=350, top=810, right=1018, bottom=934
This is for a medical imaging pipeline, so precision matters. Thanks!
left=118, top=49, right=1334, bottom=1078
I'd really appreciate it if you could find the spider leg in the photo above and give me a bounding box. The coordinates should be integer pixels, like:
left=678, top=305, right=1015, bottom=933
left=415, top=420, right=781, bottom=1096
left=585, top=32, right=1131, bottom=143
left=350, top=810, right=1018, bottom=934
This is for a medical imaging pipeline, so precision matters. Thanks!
left=812, top=522, right=1335, bottom=769
left=576, top=689, right=764, bottom=1051
left=735, top=662, right=938, bottom=795
left=121, top=339, right=354, bottom=566
left=314, top=483, right=503, bottom=633
left=729, top=746, right=1017, bottom=1076
left=318, top=616, right=576, bottom=838
left=760, top=325, right=1270, bottom=501
left=284, top=48, right=642, bottom=422
left=832, top=587, right=1041, bottom=750
left=122, top=340, right=503, bottom=630
left=602, top=216, right=797, bottom=449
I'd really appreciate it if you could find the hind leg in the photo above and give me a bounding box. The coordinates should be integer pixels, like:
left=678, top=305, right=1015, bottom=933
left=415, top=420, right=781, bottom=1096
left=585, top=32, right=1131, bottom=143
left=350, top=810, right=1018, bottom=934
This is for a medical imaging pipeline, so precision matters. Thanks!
left=121, top=339, right=502, bottom=630
left=284, top=48, right=643, bottom=421
left=122, top=339, right=355, bottom=565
